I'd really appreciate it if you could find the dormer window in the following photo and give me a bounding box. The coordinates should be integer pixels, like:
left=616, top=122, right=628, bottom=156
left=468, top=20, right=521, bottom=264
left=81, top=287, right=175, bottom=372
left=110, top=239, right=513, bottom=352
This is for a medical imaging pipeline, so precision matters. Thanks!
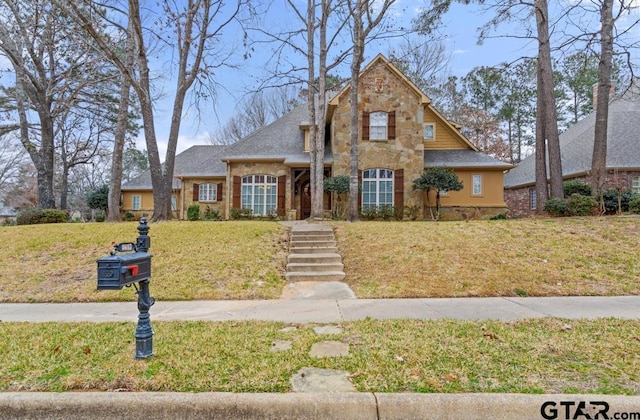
left=370, top=112, right=388, bottom=140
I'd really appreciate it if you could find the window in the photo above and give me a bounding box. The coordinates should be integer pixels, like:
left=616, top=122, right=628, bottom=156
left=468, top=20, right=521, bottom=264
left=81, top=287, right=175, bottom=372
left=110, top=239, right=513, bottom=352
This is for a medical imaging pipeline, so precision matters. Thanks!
left=529, top=188, right=537, bottom=210
left=633, top=177, right=640, bottom=194
left=362, top=169, right=394, bottom=208
left=423, top=123, right=435, bottom=140
left=472, top=175, right=483, bottom=196
left=171, top=195, right=177, bottom=211
left=241, top=175, right=277, bottom=216
left=132, top=195, right=141, bottom=210
left=369, top=112, right=388, bottom=140
left=199, top=183, right=217, bottom=202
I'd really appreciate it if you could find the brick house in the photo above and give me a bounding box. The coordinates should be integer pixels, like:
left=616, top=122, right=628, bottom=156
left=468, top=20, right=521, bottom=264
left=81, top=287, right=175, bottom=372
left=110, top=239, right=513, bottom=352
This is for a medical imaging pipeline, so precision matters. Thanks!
left=504, top=82, right=640, bottom=217
left=122, top=54, right=513, bottom=220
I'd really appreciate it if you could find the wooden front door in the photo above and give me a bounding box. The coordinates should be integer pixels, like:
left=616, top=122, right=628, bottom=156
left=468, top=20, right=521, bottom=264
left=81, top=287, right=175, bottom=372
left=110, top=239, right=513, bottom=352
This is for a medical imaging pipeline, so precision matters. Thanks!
left=301, top=180, right=311, bottom=219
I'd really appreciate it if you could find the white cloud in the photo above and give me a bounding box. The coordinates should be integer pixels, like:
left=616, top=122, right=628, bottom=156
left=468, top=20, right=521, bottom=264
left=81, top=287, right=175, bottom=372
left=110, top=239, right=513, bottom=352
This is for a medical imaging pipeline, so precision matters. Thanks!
left=452, top=49, right=469, bottom=56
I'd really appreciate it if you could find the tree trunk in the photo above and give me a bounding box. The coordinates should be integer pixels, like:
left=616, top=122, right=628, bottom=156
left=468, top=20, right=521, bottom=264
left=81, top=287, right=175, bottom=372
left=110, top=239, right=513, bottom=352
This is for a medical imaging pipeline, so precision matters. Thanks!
left=306, top=0, right=320, bottom=220
left=535, top=0, right=563, bottom=201
left=60, top=165, right=69, bottom=210
left=107, top=19, right=135, bottom=223
left=347, top=1, right=365, bottom=222
left=590, top=0, right=614, bottom=210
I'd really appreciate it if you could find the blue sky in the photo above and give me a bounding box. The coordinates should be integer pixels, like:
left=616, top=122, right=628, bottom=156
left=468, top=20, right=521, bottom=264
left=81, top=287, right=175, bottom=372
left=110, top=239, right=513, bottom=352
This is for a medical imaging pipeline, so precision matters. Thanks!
left=156, top=0, right=547, bottom=156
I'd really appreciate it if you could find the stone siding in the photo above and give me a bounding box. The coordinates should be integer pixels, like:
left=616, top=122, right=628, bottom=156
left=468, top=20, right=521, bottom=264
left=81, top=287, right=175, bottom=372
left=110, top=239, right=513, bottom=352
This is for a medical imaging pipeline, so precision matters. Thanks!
left=183, top=178, right=226, bottom=219
left=330, top=60, right=425, bottom=210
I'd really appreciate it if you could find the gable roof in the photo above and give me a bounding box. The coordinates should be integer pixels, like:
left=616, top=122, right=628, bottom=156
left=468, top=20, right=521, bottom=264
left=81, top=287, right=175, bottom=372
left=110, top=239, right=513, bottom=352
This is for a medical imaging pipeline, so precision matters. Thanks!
left=220, top=103, right=332, bottom=165
left=504, top=82, right=640, bottom=188
left=329, top=54, right=479, bottom=152
left=121, top=145, right=228, bottom=190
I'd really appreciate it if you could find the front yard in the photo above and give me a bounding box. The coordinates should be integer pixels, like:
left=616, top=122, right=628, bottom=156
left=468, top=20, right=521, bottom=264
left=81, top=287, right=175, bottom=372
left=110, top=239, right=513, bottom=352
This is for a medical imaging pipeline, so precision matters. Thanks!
left=1, top=217, right=639, bottom=303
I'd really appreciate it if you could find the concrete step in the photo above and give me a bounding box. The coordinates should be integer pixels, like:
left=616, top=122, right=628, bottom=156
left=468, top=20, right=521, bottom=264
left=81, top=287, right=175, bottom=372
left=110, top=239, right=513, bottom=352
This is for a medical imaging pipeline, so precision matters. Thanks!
left=287, top=253, right=343, bottom=264
left=286, top=262, right=344, bottom=273
left=290, top=233, right=335, bottom=241
left=290, top=240, right=337, bottom=248
left=285, top=271, right=346, bottom=282
left=289, top=246, right=339, bottom=254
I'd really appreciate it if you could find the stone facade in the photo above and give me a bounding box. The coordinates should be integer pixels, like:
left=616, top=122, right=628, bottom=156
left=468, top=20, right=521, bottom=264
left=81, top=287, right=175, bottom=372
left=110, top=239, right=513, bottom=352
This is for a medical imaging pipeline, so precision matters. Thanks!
left=183, top=178, right=226, bottom=219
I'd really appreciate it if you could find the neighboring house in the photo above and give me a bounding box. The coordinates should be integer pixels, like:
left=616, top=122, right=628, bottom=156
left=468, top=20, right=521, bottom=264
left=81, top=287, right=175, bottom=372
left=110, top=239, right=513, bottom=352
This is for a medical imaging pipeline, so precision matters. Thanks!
left=504, top=82, right=640, bottom=218
left=0, top=206, right=17, bottom=224
left=122, top=54, right=513, bottom=221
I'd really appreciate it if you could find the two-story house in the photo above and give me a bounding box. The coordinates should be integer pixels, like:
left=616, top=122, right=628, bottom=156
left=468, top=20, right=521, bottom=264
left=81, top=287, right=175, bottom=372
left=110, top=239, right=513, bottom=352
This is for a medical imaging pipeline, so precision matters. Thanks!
left=122, top=54, right=513, bottom=220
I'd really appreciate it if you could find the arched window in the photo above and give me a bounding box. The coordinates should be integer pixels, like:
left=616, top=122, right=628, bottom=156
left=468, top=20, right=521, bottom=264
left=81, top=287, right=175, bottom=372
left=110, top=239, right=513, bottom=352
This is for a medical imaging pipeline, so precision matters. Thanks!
left=241, top=175, right=278, bottom=215
left=362, top=169, right=393, bottom=208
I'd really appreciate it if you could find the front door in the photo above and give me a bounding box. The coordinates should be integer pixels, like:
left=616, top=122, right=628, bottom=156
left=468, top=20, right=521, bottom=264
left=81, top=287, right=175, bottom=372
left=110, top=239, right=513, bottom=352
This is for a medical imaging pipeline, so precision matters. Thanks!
left=301, top=180, right=311, bottom=219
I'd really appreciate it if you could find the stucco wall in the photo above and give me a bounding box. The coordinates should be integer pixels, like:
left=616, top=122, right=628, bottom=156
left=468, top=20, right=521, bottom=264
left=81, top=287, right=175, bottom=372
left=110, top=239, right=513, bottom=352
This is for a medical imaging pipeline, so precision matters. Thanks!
left=121, top=190, right=155, bottom=219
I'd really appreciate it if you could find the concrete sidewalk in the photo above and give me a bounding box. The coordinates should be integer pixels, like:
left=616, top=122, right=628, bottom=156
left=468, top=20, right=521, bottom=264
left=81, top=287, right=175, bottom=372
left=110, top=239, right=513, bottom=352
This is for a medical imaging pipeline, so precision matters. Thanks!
left=1, top=295, right=640, bottom=323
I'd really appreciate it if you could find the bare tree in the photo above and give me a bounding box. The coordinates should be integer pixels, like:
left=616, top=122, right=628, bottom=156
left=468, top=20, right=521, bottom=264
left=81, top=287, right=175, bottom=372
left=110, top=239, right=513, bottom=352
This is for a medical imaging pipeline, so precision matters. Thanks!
left=415, top=0, right=564, bottom=210
left=209, top=87, right=301, bottom=145
left=0, top=0, right=116, bottom=209
left=388, top=37, right=452, bottom=105
left=0, top=134, right=26, bottom=201
left=65, top=0, right=248, bottom=221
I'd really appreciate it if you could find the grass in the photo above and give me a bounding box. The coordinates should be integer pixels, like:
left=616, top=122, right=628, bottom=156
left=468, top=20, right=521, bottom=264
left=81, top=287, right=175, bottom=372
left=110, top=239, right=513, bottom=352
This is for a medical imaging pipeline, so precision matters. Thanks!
left=1, top=217, right=640, bottom=302
left=334, top=218, right=640, bottom=298
left=2, top=218, right=640, bottom=395
left=1, top=318, right=639, bottom=394
left=0, top=221, right=288, bottom=303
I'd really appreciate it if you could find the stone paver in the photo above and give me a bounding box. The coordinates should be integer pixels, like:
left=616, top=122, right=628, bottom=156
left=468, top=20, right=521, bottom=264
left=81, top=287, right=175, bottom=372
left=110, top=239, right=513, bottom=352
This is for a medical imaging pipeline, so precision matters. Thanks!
left=290, top=367, right=357, bottom=393
left=270, top=340, right=292, bottom=352
left=310, top=341, right=350, bottom=358
left=314, top=325, right=342, bottom=335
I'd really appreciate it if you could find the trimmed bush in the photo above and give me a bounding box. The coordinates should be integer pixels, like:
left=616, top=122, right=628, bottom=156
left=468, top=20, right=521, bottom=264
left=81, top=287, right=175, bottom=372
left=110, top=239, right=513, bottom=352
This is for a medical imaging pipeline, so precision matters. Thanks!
left=567, top=194, right=598, bottom=216
left=230, top=208, right=253, bottom=220
left=629, top=195, right=640, bottom=214
left=17, top=208, right=68, bottom=225
left=203, top=207, right=220, bottom=221
left=544, top=198, right=569, bottom=217
left=404, top=205, right=420, bottom=221
left=379, top=205, right=394, bottom=220
left=563, top=181, right=591, bottom=198
left=124, top=211, right=136, bottom=221
left=187, top=204, right=200, bottom=221
left=360, top=206, right=378, bottom=220
left=602, top=189, right=636, bottom=214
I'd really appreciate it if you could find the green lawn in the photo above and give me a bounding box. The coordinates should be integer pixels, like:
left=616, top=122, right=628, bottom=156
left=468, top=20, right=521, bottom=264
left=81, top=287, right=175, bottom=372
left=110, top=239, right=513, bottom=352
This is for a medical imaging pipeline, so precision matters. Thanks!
left=2, top=218, right=639, bottom=395
left=1, top=318, right=639, bottom=394
left=1, top=217, right=640, bottom=302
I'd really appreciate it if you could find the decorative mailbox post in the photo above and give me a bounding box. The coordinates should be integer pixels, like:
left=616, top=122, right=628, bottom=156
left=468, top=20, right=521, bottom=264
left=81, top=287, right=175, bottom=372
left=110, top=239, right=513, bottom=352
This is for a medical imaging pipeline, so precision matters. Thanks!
left=97, top=218, right=155, bottom=359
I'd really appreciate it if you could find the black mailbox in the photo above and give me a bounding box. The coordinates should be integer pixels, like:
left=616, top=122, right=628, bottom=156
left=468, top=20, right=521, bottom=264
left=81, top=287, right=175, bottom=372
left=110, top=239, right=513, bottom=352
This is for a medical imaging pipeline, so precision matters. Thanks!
left=97, top=242, right=152, bottom=290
